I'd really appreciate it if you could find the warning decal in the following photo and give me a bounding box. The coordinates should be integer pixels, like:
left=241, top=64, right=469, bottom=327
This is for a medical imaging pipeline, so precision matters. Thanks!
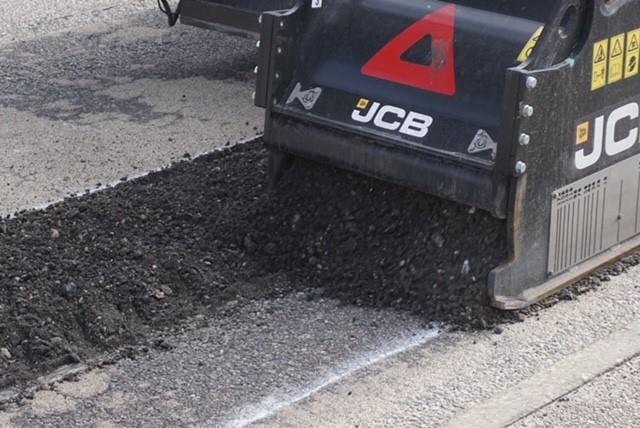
left=608, top=34, right=625, bottom=84
left=362, top=4, right=457, bottom=96
left=592, top=39, right=609, bottom=91
left=626, top=29, right=640, bottom=79
left=576, top=122, right=589, bottom=146
left=517, top=26, right=544, bottom=63
left=592, top=28, right=640, bottom=90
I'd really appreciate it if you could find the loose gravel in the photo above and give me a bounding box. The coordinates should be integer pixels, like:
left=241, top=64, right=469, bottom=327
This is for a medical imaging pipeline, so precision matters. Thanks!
left=1, top=139, right=638, bottom=389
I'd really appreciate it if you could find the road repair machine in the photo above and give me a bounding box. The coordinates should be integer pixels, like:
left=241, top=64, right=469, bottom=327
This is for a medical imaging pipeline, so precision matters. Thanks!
left=159, top=0, right=640, bottom=309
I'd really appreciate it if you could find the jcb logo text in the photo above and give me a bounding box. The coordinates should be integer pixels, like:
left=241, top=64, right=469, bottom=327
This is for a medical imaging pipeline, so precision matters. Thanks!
left=351, top=98, right=433, bottom=138
left=576, top=102, right=639, bottom=170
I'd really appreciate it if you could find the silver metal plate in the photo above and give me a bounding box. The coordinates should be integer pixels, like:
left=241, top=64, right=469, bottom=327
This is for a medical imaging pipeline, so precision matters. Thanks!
left=549, top=154, right=640, bottom=275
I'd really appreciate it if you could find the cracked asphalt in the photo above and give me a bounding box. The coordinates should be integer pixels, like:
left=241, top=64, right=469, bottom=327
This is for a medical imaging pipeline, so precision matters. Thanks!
left=2, top=2, right=640, bottom=427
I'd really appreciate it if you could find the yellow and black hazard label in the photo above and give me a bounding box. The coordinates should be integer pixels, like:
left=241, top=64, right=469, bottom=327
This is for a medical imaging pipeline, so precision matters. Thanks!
left=592, top=39, right=609, bottom=90
left=608, top=34, right=625, bottom=83
left=517, top=26, right=544, bottom=63
left=625, top=29, right=640, bottom=79
left=591, top=28, right=640, bottom=90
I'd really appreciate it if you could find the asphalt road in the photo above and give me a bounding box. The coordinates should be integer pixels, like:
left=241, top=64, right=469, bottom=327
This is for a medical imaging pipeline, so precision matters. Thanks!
left=2, top=2, right=640, bottom=427
left=0, top=0, right=261, bottom=216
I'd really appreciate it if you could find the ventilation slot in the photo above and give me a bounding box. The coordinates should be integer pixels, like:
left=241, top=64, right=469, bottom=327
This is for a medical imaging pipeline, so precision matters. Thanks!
left=548, top=178, right=607, bottom=275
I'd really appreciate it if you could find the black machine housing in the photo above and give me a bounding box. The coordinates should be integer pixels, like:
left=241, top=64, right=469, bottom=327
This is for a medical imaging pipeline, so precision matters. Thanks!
left=178, top=0, right=640, bottom=308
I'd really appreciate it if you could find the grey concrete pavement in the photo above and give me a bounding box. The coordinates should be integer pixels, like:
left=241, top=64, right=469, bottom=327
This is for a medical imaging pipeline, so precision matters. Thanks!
left=514, top=355, right=640, bottom=428
left=3, top=267, right=640, bottom=427
left=0, top=296, right=437, bottom=428
left=0, top=0, right=150, bottom=45
left=251, top=270, right=640, bottom=428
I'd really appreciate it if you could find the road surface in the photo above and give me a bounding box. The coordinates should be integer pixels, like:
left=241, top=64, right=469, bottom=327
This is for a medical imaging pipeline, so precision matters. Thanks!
left=1, top=2, right=640, bottom=427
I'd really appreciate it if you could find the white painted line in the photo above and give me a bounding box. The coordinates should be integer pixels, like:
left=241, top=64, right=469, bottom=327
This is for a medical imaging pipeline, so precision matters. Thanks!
left=218, top=328, right=443, bottom=428
left=446, top=318, right=640, bottom=428
left=6, top=135, right=262, bottom=219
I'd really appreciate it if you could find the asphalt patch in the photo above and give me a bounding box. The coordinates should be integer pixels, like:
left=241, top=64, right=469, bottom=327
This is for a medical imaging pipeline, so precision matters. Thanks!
left=0, top=140, right=637, bottom=390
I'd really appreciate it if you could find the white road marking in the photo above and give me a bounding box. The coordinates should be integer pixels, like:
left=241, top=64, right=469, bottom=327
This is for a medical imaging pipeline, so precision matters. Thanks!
left=219, top=328, right=443, bottom=428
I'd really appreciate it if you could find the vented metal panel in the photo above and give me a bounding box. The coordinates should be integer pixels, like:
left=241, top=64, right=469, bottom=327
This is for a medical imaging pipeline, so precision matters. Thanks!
left=548, top=153, right=640, bottom=275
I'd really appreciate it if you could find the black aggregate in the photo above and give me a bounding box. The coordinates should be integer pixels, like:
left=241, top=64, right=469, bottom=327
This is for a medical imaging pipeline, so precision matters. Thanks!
left=1, top=140, right=638, bottom=389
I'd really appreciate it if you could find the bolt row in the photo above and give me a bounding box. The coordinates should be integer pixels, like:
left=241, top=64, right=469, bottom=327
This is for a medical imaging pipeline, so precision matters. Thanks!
left=514, top=75, right=538, bottom=176
left=252, top=15, right=284, bottom=103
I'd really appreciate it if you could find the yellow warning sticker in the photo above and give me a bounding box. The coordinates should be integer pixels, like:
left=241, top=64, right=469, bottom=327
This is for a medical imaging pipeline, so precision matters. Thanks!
left=356, top=98, right=369, bottom=109
left=625, top=29, right=640, bottom=79
left=517, top=26, right=544, bottom=63
left=592, top=28, right=640, bottom=89
left=592, top=39, right=609, bottom=91
left=576, top=122, right=589, bottom=145
left=608, top=34, right=625, bottom=84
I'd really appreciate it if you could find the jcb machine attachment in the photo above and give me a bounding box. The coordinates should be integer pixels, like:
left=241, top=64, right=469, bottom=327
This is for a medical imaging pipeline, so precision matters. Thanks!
left=174, top=0, right=640, bottom=309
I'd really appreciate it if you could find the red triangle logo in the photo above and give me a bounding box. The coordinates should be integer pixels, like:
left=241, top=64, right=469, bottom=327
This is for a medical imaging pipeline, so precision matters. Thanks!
left=362, top=4, right=457, bottom=96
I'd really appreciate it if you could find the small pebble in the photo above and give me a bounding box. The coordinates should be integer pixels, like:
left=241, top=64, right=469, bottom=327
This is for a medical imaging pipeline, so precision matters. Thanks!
left=461, top=260, right=470, bottom=275
left=0, top=347, right=11, bottom=360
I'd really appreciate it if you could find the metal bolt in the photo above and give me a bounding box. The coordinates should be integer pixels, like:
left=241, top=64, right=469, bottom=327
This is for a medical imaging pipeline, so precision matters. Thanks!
left=526, top=76, right=538, bottom=89
left=521, top=104, right=534, bottom=118
left=258, top=15, right=262, bottom=24
left=277, top=47, right=283, bottom=54
left=519, top=133, right=531, bottom=146
left=514, top=161, right=527, bottom=176
left=253, top=66, right=259, bottom=75
left=279, top=21, right=285, bottom=29
left=275, top=72, right=281, bottom=80
left=256, top=40, right=261, bottom=48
